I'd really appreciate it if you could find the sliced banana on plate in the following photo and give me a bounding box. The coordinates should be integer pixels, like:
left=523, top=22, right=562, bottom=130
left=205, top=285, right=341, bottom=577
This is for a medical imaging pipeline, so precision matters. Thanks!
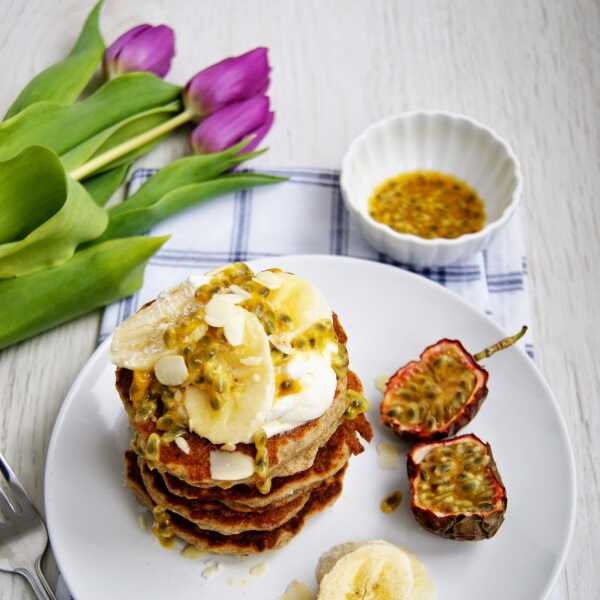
left=317, top=540, right=435, bottom=600
left=185, top=307, right=275, bottom=445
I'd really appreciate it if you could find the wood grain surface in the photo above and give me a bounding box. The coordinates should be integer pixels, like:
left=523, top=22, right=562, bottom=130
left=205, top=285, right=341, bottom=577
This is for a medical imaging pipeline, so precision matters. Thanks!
left=0, top=0, right=598, bottom=598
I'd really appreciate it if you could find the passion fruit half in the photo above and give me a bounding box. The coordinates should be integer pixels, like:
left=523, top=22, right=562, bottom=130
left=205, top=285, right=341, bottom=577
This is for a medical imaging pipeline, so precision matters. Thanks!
left=380, top=327, right=526, bottom=441
left=407, top=434, right=507, bottom=541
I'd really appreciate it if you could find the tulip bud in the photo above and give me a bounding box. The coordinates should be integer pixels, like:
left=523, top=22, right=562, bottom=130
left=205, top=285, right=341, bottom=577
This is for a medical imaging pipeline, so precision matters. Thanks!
left=190, top=95, right=274, bottom=154
left=184, top=47, right=270, bottom=118
left=104, top=24, right=175, bottom=79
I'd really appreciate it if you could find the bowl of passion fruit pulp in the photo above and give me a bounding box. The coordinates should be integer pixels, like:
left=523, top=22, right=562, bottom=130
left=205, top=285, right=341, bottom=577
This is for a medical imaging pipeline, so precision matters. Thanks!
left=340, top=112, right=522, bottom=267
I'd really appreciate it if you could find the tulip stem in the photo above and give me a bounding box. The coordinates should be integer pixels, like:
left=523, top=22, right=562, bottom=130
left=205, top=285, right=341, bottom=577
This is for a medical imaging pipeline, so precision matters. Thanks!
left=69, top=109, right=195, bottom=181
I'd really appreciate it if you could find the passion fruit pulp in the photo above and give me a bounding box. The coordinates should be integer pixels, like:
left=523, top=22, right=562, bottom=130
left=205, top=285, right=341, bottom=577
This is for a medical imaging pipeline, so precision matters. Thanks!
left=380, top=327, right=526, bottom=441
left=407, top=434, right=507, bottom=541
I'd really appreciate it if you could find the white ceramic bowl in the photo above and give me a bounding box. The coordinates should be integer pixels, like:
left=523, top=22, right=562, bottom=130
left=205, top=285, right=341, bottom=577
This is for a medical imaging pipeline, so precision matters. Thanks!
left=341, top=112, right=522, bottom=266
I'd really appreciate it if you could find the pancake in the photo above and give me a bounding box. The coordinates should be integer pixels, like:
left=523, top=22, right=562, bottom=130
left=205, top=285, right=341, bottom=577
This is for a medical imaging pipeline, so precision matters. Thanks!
left=160, top=413, right=371, bottom=511
left=126, top=451, right=347, bottom=555
left=139, top=458, right=312, bottom=535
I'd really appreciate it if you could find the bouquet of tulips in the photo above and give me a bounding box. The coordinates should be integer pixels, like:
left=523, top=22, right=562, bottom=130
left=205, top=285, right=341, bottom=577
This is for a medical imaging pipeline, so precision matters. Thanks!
left=0, top=1, right=283, bottom=350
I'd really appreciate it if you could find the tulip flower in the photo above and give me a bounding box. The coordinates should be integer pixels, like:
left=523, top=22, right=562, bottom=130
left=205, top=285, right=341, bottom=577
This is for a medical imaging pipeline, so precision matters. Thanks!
left=69, top=48, right=273, bottom=181
left=104, top=24, right=175, bottom=79
left=190, top=95, right=274, bottom=154
left=183, top=47, right=270, bottom=118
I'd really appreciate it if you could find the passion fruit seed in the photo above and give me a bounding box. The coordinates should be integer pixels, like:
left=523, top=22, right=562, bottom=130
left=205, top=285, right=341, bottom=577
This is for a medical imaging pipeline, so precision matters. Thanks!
left=344, top=389, right=369, bottom=419
left=135, top=399, right=157, bottom=422
left=415, top=441, right=495, bottom=514
left=145, top=433, right=161, bottom=463
left=386, top=345, right=477, bottom=432
left=380, top=490, right=403, bottom=513
left=152, top=505, right=175, bottom=548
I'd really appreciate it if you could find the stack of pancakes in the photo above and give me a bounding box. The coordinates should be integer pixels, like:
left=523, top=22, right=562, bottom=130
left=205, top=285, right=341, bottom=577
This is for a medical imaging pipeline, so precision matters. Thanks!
left=117, top=316, right=372, bottom=555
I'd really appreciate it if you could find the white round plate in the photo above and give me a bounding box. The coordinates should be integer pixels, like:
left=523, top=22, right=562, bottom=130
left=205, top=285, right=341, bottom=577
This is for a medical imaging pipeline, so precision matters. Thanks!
left=45, top=255, right=575, bottom=600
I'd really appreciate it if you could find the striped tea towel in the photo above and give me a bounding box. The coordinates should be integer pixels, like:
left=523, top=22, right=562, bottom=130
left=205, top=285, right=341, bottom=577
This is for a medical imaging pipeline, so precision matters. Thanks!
left=56, top=166, right=533, bottom=600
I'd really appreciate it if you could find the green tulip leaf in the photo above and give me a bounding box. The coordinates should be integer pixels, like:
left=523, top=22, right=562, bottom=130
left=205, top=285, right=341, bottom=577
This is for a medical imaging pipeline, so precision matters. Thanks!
left=0, top=147, right=67, bottom=243
left=4, top=1, right=105, bottom=119
left=98, top=173, right=285, bottom=242
left=0, top=146, right=108, bottom=278
left=109, top=142, right=266, bottom=218
left=0, top=73, right=181, bottom=162
left=61, top=101, right=180, bottom=172
left=82, top=163, right=131, bottom=206
left=0, top=235, right=168, bottom=350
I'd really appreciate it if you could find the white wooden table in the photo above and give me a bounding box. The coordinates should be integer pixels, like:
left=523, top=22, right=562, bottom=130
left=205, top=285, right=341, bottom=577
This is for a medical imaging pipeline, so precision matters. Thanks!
left=1, top=1, right=598, bottom=598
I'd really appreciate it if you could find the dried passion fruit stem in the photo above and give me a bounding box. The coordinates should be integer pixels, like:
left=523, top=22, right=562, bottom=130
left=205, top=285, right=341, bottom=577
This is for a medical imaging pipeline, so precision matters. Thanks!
left=472, top=325, right=527, bottom=362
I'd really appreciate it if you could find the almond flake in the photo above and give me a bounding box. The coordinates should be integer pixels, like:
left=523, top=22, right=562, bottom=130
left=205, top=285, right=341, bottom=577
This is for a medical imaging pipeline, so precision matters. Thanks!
left=201, top=560, right=222, bottom=579
left=154, top=355, right=188, bottom=386
left=181, top=544, right=205, bottom=559
left=269, top=335, right=293, bottom=355
left=254, top=270, right=284, bottom=290
left=228, top=284, right=251, bottom=299
left=175, top=437, right=190, bottom=455
left=240, top=356, right=263, bottom=366
left=249, top=561, right=269, bottom=577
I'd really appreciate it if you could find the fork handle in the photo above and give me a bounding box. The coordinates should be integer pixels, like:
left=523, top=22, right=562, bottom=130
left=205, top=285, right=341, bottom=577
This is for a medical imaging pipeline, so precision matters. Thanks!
left=16, top=561, right=56, bottom=600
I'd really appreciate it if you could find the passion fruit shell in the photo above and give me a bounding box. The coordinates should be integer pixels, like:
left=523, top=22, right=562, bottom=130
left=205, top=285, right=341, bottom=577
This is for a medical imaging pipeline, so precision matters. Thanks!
left=380, top=327, right=527, bottom=442
left=407, top=434, right=507, bottom=541
left=381, top=339, right=488, bottom=442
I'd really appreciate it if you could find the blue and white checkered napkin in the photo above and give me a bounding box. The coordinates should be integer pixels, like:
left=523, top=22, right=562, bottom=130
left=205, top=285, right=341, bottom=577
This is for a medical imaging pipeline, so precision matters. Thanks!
left=56, top=166, right=533, bottom=600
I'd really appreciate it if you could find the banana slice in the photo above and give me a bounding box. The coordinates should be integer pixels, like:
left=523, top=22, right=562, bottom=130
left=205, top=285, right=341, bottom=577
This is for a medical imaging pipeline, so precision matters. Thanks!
left=317, top=540, right=435, bottom=600
left=258, top=271, right=332, bottom=339
left=184, top=307, right=275, bottom=445
left=109, top=280, right=200, bottom=370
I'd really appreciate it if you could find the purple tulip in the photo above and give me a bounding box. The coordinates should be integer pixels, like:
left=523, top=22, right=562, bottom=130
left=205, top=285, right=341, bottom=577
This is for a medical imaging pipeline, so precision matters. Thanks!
left=190, top=95, right=274, bottom=154
left=104, top=24, right=175, bottom=79
left=184, top=47, right=270, bottom=118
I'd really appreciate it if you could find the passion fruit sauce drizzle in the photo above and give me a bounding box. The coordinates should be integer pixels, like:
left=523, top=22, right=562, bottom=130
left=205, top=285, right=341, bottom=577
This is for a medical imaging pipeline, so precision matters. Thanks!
left=380, top=490, right=403, bottom=513
left=151, top=505, right=175, bottom=547
left=344, top=389, right=369, bottom=419
left=127, top=263, right=349, bottom=493
left=368, top=170, right=486, bottom=239
left=415, top=440, right=498, bottom=514
left=253, top=428, right=271, bottom=494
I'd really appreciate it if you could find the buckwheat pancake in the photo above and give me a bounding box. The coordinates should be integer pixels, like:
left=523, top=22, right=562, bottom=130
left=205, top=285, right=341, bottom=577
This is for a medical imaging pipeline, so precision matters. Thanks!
left=160, top=413, right=371, bottom=511
left=139, top=458, right=311, bottom=534
left=126, top=451, right=347, bottom=555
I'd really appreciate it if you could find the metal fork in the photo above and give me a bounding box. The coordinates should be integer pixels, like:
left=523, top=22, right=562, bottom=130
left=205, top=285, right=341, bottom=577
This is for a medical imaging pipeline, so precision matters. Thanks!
left=0, top=452, right=55, bottom=599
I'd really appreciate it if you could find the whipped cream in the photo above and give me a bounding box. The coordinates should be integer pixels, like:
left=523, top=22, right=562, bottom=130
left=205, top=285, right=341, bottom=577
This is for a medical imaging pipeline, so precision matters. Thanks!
left=263, top=349, right=338, bottom=437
